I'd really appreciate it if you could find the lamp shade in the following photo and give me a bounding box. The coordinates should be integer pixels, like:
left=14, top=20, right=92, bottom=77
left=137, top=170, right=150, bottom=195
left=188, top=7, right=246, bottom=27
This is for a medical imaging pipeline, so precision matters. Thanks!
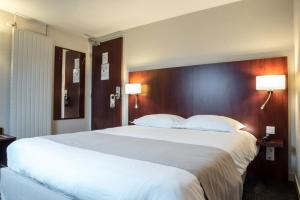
left=256, top=75, right=286, bottom=91
left=125, top=83, right=141, bottom=94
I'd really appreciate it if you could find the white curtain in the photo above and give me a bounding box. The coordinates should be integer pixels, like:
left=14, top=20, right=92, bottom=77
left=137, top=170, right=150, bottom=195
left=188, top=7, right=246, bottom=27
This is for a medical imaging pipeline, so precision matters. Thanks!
left=10, top=29, right=54, bottom=138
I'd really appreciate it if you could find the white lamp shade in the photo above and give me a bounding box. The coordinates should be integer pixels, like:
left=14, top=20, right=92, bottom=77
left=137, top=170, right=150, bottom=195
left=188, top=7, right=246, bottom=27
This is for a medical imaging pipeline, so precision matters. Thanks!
left=256, top=75, right=286, bottom=91
left=125, top=83, right=141, bottom=94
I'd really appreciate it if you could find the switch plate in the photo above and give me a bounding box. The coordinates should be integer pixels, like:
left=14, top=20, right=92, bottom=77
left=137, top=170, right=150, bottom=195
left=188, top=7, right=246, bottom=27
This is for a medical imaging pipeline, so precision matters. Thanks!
left=266, top=126, right=275, bottom=135
left=115, top=86, right=121, bottom=99
left=266, top=147, right=275, bottom=161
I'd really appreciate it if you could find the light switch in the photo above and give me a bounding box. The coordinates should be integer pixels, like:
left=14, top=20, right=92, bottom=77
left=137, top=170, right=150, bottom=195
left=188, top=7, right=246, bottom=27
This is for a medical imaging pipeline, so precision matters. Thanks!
left=266, top=126, right=275, bottom=135
left=266, top=147, right=275, bottom=161
left=115, top=86, right=121, bottom=99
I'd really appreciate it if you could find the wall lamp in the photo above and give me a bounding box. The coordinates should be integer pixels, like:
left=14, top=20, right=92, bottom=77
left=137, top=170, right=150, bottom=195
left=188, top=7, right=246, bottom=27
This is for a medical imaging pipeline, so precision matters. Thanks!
left=256, top=75, right=286, bottom=110
left=125, top=83, right=141, bottom=109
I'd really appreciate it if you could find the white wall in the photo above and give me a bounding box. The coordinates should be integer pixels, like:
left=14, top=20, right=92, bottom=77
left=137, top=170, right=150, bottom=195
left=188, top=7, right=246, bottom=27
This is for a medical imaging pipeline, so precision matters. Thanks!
left=0, top=9, right=91, bottom=134
left=122, top=0, right=295, bottom=178
left=294, top=0, right=300, bottom=180
left=0, top=11, right=13, bottom=133
left=48, top=27, right=91, bottom=134
left=124, top=0, right=293, bottom=71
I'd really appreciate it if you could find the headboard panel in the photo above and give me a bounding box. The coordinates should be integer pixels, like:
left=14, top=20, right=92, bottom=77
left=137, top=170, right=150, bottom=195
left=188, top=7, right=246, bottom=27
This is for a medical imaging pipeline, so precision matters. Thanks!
left=129, top=57, right=288, bottom=180
left=128, top=57, right=288, bottom=139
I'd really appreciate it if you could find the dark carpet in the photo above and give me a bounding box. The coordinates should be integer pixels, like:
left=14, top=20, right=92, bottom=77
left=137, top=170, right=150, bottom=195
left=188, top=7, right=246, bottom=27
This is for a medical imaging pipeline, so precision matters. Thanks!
left=243, top=177, right=298, bottom=200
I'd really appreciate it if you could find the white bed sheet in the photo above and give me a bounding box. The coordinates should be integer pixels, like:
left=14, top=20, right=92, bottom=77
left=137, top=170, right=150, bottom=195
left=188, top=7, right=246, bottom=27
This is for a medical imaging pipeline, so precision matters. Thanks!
left=7, top=126, right=257, bottom=200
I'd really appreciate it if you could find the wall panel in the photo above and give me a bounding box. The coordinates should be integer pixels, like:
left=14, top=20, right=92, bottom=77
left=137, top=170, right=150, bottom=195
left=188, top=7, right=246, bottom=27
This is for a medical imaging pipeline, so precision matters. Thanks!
left=129, top=57, right=289, bottom=180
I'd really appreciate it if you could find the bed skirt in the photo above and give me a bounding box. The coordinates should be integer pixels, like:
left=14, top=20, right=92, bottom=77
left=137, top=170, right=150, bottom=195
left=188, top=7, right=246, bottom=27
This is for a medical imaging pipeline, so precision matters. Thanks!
left=0, top=168, right=73, bottom=200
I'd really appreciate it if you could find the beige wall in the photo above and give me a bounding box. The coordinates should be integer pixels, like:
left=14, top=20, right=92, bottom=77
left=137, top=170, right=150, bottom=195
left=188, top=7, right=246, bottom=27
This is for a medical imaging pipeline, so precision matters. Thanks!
left=294, top=0, right=300, bottom=180
left=122, top=0, right=295, bottom=178
left=48, top=27, right=91, bottom=134
left=0, top=9, right=91, bottom=134
left=124, top=0, right=293, bottom=71
left=0, top=11, right=13, bottom=133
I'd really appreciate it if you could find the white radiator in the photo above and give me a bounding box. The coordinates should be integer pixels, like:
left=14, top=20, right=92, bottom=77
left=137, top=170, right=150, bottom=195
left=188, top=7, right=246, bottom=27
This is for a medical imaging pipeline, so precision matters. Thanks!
left=10, top=29, right=54, bottom=138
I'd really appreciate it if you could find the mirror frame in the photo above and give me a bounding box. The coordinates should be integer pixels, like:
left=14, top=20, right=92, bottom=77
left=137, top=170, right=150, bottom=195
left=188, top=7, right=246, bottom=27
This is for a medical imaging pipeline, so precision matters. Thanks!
left=53, top=46, right=85, bottom=120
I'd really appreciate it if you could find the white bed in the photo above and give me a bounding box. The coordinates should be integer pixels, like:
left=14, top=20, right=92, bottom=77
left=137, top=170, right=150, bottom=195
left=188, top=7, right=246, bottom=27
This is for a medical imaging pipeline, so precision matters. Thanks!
left=2, top=125, right=257, bottom=200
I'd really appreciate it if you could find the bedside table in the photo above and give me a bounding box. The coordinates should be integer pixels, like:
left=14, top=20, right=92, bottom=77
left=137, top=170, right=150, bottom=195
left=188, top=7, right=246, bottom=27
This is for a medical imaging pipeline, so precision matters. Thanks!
left=247, top=137, right=287, bottom=181
left=0, top=134, right=16, bottom=167
left=256, top=138, right=284, bottom=162
left=128, top=121, right=135, bottom=126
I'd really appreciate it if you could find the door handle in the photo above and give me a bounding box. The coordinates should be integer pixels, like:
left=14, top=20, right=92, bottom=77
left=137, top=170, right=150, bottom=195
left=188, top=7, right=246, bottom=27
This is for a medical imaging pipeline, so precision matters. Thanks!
left=110, top=94, right=116, bottom=109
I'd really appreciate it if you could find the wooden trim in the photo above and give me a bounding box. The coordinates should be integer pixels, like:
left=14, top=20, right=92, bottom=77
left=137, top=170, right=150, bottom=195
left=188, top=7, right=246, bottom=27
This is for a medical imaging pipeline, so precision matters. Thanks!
left=53, top=46, right=85, bottom=120
left=53, top=47, right=63, bottom=120
left=256, top=139, right=284, bottom=148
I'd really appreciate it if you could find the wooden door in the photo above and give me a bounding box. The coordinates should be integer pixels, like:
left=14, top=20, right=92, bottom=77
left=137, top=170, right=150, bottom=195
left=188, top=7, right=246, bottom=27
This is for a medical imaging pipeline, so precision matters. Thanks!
left=92, top=38, right=122, bottom=130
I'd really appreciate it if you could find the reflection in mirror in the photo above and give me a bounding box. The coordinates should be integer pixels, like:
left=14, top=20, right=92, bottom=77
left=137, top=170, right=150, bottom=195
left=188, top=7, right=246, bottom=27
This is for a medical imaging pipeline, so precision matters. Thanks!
left=53, top=46, right=85, bottom=120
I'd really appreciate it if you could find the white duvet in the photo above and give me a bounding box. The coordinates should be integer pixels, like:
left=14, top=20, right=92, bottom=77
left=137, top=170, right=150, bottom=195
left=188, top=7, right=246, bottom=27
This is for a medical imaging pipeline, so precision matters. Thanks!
left=7, top=126, right=257, bottom=200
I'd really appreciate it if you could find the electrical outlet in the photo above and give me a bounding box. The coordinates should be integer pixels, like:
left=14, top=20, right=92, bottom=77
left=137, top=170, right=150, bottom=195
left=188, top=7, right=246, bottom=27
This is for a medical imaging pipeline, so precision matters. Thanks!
left=266, top=147, right=275, bottom=161
left=266, top=126, right=275, bottom=135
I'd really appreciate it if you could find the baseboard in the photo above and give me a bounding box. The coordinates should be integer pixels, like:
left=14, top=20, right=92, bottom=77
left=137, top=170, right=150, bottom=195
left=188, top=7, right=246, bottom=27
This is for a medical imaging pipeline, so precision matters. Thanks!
left=294, top=174, right=300, bottom=199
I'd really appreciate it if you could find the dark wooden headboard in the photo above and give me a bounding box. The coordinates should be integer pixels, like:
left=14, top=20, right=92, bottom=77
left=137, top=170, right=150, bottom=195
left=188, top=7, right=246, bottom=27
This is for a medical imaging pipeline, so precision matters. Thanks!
left=128, top=57, right=288, bottom=180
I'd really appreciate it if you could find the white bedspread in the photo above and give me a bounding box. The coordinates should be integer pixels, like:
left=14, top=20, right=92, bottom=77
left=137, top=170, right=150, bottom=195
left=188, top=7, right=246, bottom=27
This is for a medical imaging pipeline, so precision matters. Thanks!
left=7, top=126, right=257, bottom=200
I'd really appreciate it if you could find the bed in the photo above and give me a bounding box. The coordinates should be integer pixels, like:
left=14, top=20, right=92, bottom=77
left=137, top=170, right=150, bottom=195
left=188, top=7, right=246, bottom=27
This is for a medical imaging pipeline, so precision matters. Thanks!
left=0, top=125, right=257, bottom=200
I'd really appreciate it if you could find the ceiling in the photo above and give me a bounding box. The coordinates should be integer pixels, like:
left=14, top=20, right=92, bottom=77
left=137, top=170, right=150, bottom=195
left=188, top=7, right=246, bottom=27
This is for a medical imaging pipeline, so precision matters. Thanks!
left=0, top=0, right=241, bottom=38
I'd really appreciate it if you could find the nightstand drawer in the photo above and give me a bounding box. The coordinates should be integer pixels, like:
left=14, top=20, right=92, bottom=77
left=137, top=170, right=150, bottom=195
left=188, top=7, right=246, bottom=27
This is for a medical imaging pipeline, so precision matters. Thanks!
left=256, top=138, right=284, bottom=148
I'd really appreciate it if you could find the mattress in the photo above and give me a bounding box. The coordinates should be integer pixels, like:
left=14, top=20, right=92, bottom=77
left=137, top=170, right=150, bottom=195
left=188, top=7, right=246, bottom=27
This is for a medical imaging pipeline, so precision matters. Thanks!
left=2, top=126, right=258, bottom=200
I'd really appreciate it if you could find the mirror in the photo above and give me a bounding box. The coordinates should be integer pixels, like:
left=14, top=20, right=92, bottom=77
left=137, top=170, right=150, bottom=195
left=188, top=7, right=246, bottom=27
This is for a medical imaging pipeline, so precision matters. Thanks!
left=53, top=46, right=85, bottom=120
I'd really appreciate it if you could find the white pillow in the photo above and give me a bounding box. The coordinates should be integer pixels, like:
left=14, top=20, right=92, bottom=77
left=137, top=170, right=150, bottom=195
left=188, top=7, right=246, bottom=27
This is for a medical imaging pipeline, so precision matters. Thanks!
left=133, top=114, right=185, bottom=128
left=180, top=115, right=246, bottom=132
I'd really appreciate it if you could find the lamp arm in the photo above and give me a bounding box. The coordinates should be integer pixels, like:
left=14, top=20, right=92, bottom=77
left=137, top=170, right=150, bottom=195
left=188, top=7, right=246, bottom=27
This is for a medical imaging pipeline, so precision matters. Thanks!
left=260, top=91, right=273, bottom=110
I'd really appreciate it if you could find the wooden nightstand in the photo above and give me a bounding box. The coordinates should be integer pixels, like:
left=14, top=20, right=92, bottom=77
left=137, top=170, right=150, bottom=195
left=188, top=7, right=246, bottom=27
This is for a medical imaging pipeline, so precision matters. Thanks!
left=128, top=121, right=135, bottom=126
left=256, top=138, right=284, bottom=162
left=0, top=134, right=16, bottom=167
left=248, top=137, right=287, bottom=181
